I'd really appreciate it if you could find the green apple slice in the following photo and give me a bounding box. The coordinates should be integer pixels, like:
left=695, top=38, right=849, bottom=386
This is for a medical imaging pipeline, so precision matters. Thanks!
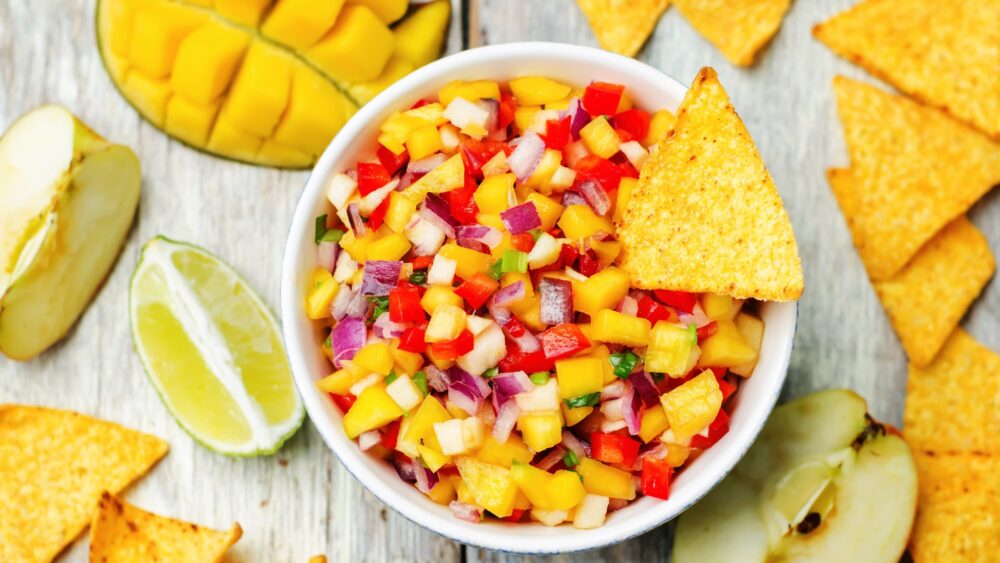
left=673, top=389, right=917, bottom=563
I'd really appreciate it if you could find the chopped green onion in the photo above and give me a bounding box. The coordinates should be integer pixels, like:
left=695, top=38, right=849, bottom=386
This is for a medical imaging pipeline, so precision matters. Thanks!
left=563, top=450, right=579, bottom=468
left=529, top=371, right=549, bottom=385
left=564, top=392, right=600, bottom=408
left=323, top=335, right=331, bottom=349
left=321, top=228, right=345, bottom=243
left=483, top=367, right=499, bottom=379
left=500, top=249, right=528, bottom=274
left=409, top=270, right=428, bottom=285
left=413, top=371, right=428, bottom=396
left=688, top=323, right=698, bottom=345
left=529, top=229, right=544, bottom=242
left=385, top=370, right=398, bottom=384
left=487, top=260, right=504, bottom=280
left=314, top=214, right=328, bottom=244
left=609, top=351, right=639, bottom=379
left=367, top=296, right=389, bottom=321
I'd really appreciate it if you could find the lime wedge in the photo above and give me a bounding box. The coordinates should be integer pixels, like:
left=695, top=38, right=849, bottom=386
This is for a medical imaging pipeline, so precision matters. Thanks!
left=129, top=236, right=303, bottom=456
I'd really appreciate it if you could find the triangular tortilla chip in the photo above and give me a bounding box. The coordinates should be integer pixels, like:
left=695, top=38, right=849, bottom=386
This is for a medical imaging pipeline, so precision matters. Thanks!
left=832, top=77, right=1000, bottom=281
left=904, top=330, right=1000, bottom=455
left=0, top=406, right=167, bottom=562
left=576, top=0, right=671, bottom=57
left=911, top=451, right=1000, bottom=562
left=828, top=169, right=995, bottom=366
left=618, top=67, right=803, bottom=301
left=89, top=492, right=242, bottom=562
left=814, top=0, right=1000, bottom=140
left=673, top=0, right=791, bottom=66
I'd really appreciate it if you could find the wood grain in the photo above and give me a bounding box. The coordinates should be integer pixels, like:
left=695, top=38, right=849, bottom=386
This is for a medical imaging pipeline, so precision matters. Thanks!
left=2, top=0, right=997, bottom=561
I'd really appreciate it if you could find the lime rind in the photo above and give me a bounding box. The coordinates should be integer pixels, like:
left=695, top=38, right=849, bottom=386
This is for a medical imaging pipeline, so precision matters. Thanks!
left=129, top=235, right=304, bottom=456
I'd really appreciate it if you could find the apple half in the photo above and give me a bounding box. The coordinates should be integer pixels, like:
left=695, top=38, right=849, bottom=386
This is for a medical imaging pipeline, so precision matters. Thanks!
left=0, top=106, right=140, bottom=360
left=673, top=389, right=917, bottom=563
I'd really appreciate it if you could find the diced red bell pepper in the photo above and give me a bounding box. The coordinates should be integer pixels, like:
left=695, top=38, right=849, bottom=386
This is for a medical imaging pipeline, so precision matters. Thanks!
left=640, top=457, right=673, bottom=500
left=377, top=143, right=410, bottom=175
left=380, top=419, right=401, bottom=450
left=448, top=174, right=480, bottom=224
left=357, top=162, right=393, bottom=196
left=498, top=343, right=554, bottom=373
left=460, top=138, right=509, bottom=178
left=438, top=465, right=461, bottom=478
left=582, top=82, right=625, bottom=117
left=696, top=321, right=718, bottom=341
left=574, top=154, right=627, bottom=193
left=330, top=393, right=356, bottom=413
left=367, top=196, right=390, bottom=231
left=542, top=116, right=572, bottom=151
left=653, top=290, right=698, bottom=314
left=410, top=99, right=429, bottom=109
left=613, top=109, right=650, bottom=143
left=716, top=376, right=737, bottom=402
left=504, top=508, right=526, bottom=523
left=615, top=127, right=636, bottom=143
left=708, top=366, right=727, bottom=378
left=501, top=317, right=528, bottom=338
left=510, top=232, right=535, bottom=253
left=410, top=255, right=435, bottom=270
left=578, top=249, right=601, bottom=277
left=591, top=432, right=641, bottom=467
left=428, top=329, right=475, bottom=360
left=538, top=323, right=591, bottom=360
left=398, top=327, right=427, bottom=353
left=689, top=409, right=730, bottom=450
left=558, top=243, right=580, bottom=268
left=389, top=284, right=426, bottom=323
left=498, top=92, right=517, bottom=130
left=454, top=272, right=500, bottom=309
left=637, top=295, right=674, bottom=324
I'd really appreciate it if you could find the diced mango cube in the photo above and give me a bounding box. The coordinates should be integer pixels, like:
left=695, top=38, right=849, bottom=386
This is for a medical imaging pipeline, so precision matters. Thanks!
left=586, top=345, right=617, bottom=384
left=614, top=177, right=636, bottom=224
left=576, top=458, right=636, bottom=500
left=378, top=103, right=446, bottom=153
left=455, top=456, right=518, bottom=518
left=417, top=444, right=451, bottom=472
left=223, top=42, right=293, bottom=136
left=665, top=443, right=691, bottom=467
left=122, top=72, right=172, bottom=126
left=343, top=383, right=404, bottom=438
left=307, top=4, right=393, bottom=83
left=517, top=412, right=563, bottom=452
left=164, top=95, right=221, bottom=147
left=659, top=370, right=722, bottom=442
left=561, top=403, right=593, bottom=427
left=392, top=0, right=450, bottom=67
left=645, top=108, right=677, bottom=146
left=128, top=3, right=204, bottom=78
left=353, top=342, right=394, bottom=375
left=349, top=56, right=416, bottom=105
left=510, top=76, right=572, bottom=106
left=702, top=294, right=739, bottom=321
left=589, top=309, right=651, bottom=346
left=261, top=0, right=344, bottom=48
left=420, top=285, right=464, bottom=315
left=256, top=140, right=313, bottom=168
left=427, top=478, right=456, bottom=505
left=403, top=395, right=451, bottom=443
left=215, top=0, right=274, bottom=26
left=646, top=321, right=697, bottom=377
left=384, top=192, right=420, bottom=233
left=555, top=357, right=604, bottom=399
left=170, top=22, right=250, bottom=104
left=638, top=404, right=669, bottom=443
left=558, top=205, right=614, bottom=240
left=510, top=462, right=554, bottom=509
left=580, top=116, right=621, bottom=159
left=475, top=434, right=533, bottom=467
left=439, top=80, right=501, bottom=106
left=514, top=106, right=540, bottom=134
left=425, top=304, right=467, bottom=343
left=400, top=154, right=465, bottom=200
left=512, top=295, right=546, bottom=333
left=697, top=319, right=756, bottom=369
left=731, top=313, right=764, bottom=377
left=547, top=470, right=587, bottom=511
left=438, top=243, right=491, bottom=281
left=390, top=341, right=424, bottom=375
left=589, top=239, right=621, bottom=266
left=572, top=267, right=630, bottom=316
left=474, top=174, right=515, bottom=214
left=366, top=232, right=412, bottom=261
left=305, top=268, right=339, bottom=319
left=316, top=363, right=369, bottom=395
left=405, top=125, right=443, bottom=160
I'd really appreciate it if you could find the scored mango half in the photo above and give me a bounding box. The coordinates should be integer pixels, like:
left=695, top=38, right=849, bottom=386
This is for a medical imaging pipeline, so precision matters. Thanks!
left=96, top=0, right=450, bottom=168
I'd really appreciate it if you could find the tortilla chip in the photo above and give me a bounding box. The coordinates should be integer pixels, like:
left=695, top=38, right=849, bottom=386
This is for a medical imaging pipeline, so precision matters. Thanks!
left=904, top=330, right=1000, bottom=455
left=618, top=67, right=803, bottom=301
left=0, top=406, right=167, bottom=563
left=576, top=0, right=671, bottom=57
left=829, top=168, right=996, bottom=365
left=910, top=452, right=1000, bottom=563
left=673, top=0, right=791, bottom=66
left=832, top=77, right=1000, bottom=281
left=89, top=492, right=241, bottom=562
left=814, top=0, right=1000, bottom=140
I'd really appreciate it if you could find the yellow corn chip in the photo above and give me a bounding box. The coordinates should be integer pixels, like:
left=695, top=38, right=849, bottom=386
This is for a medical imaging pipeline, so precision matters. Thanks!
left=673, top=0, right=791, bottom=66
left=829, top=168, right=995, bottom=366
left=0, top=406, right=167, bottom=563
left=576, top=0, right=671, bottom=57
left=832, top=77, right=1000, bottom=281
left=904, top=330, right=1000, bottom=455
left=815, top=0, right=1000, bottom=140
left=618, top=67, right=802, bottom=301
left=910, top=452, right=1000, bottom=563
left=89, top=492, right=242, bottom=562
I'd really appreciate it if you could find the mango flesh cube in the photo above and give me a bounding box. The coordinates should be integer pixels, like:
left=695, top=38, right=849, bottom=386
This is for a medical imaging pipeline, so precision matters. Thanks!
left=731, top=313, right=764, bottom=377
left=272, top=66, right=348, bottom=155
left=555, top=357, right=604, bottom=399
left=214, top=0, right=274, bottom=26
left=128, top=3, right=204, bottom=79
left=510, top=77, right=572, bottom=106
left=349, top=56, right=415, bottom=105
left=107, top=0, right=137, bottom=57
left=170, top=22, right=250, bottom=104
left=510, top=462, right=554, bottom=509
left=697, top=319, right=756, bottom=369
left=307, top=4, right=394, bottom=83
left=348, top=0, right=407, bottom=23
left=122, top=71, right=172, bottom=126
left=261, top=0, right=346, bottom=49
left=223, top=42, right=292, bottom=136
left=165, top=95, right=221, bottom=146
left=343, top=383, right=404, bottom=439
left=576, top=458, right=636, bottom=500
left=393, top=0, right=450, bottom=67
left=659, top=370, right=722, bottom=442
left=207, top=114, right=263, bottom=162
left=475, top=434, right=533, bottom=467
left=257, top=140, right=313, bottom=168
left=455, top=456, right=517, bottom=518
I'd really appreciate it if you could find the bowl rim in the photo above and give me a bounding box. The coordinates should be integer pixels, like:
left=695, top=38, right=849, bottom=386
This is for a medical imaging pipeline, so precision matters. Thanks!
left=280, top=41, right=797, bottom=554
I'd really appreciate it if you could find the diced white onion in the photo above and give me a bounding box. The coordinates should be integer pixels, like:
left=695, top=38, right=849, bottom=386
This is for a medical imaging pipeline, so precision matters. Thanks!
left=573, top=495, right=610, bottom=529
left=548, top=166, right=577, bottom=190
left=349, top=373, right=381, bottom=397
left=620, top=140, right=649, bottom=170
left=405, top=216, right=447, bottom=256
left=443, top=97, right=490, bottom=131
left=386, top=374, right=422, bottom=411
left=514, top=379, right=560, bottom=412
left=333, top=251, right=358, bottom=283
left=325, top=173, right=357, bottom=210
left=427, top=254, right=457, bottom=285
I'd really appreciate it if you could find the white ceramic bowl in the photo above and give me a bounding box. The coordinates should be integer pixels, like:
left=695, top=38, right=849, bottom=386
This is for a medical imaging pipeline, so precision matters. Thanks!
left=281, top=42, right=796, bottom=555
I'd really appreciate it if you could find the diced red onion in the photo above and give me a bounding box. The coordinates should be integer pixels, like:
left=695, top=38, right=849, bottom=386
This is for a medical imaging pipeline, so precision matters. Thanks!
left=425, top=365, right=452, bottom=393
left=490, top=281, right=525, bottom=308
left=535, top=446, right=566, bottom=471
left=577, top=178, right=612, bottom=216
left=601, top=397, right=625, bottom=421
left=317, top=240, right=338, bottom=272
left=601, top=418, right=628, bottom=433
left=622, top=386, right=642, bottom=435
left=373, top=312, right=406, bottom=339
left=562, top=190, right=588, bottom=207
left=358, top=430, right=381, bottom=451
left=487, top=303, right=512, bottom=327
left=561, top=430, right=590, bottom=458
left=492, top=401, right=520, bottom=443
left=347, top=202, right=366, bottom=236
left=493, top=371, right=532, bottom=398
left=506, top=327, right=540, bottom=354
left=360, top=260, right=402, bottom=296
left=448, top=383, right=483, bottom=416
left=398, top=170, right=420, bottom=190
left=331, top=284, right=366, bottom=321
left=413, top=461, right=439, bottom=494
left=616, top=295, right=639, bottom=316
left=457, top=224, right=503, bottom=250
left=451, top=366, right=491, bottom=398
left=507, top=131, right=545, bottom=182
left=456, top=238, right=490, bottom=253
left=539, top=278, right=573, bottom=326
left=331, top=316, right=366, bottom=367
left=449, top=501, right=482, bottom=523
left=636, top=442, right=669, bottom=471
left=567, top=98, right=591, bottom=138
left=407, top=153, right=448, bottom=174
left=393, top=455, right=416, bottom=482
left=500, top=202, right=542, bottom=234
left=418, top=193, right=458, bottom=239
left=477, top=99, right=499, bottom=133
left=628, top=371, right=658, bottom=408
left=678, top=303, right=711, bottom=328
left=601, top=380, right=626, bottom=401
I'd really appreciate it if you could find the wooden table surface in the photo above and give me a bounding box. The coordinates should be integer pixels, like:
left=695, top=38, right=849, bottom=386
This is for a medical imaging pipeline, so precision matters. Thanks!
left=2, top=0, right=997, bottom=561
